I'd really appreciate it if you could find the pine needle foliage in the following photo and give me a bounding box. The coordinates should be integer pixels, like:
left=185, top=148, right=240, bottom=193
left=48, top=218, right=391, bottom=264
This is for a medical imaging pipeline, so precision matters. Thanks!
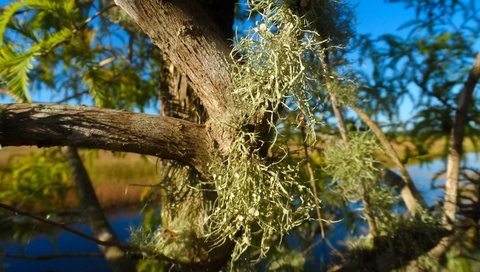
left=0, top=48, right=34, bottom=102
left=0, top=0, right=76, bottom=43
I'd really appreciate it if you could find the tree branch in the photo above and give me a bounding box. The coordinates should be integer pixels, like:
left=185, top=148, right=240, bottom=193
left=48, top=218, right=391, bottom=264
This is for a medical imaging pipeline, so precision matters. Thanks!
left=114, top=0, right=234, bottom=122
left=0, top=202, right=130, bottom=249
left=443, top=53, right=480, bottom=227
left=0, top=103, right=209, bottom=172
left=351, top=105, right=427, bottom=214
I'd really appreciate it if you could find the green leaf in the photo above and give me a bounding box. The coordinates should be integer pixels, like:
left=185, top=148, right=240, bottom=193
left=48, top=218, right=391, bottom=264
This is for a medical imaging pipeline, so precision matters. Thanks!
left=0, top=0, right=68, bottom=44
left=31, top=27, right=73, bottom=52
left=0, top=46, right=34, bottom=102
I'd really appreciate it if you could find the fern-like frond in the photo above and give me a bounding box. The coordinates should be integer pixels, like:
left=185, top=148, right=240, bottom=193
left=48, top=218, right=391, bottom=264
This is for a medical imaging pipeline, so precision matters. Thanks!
left=0, top=1, right=27, bottom=43
left=7, top=18, right=39, bottom=43
left=32, top=28, right=73, bottom=53
left=0, top=0, right=69, bottom=44
left=0, top=46, right=34, bottom=102
left=63, top=0, right=77, bottom=16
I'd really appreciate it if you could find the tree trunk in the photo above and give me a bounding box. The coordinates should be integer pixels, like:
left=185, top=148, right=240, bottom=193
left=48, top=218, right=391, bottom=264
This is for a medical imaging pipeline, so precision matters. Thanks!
left=443, top=53, right=480, bottom=227
left=65, top=147, right=135, bottom=272
left=114, top=0, right=234, bottom=123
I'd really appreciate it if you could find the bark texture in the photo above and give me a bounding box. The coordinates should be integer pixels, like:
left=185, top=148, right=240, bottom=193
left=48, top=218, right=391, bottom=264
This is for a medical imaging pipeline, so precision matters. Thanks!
left=114, top=0, right=234, bottom=123
left=443, top=53, right=480, bottom=227
left=0, top=103, right=209, bottom=172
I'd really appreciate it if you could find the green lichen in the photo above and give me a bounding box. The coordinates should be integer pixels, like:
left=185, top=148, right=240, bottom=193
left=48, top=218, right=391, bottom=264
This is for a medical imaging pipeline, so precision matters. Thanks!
left=205, top=132, right=314, bottom=261
left=323, top=132, right=382, bottom=201
left=135, top=0, right=354, bottom=264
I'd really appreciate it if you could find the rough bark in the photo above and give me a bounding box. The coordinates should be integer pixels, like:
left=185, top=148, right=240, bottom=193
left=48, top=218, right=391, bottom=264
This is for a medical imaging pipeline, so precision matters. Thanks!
left=65, top=147, right=135, bottom=272
left=114, top=0, right=234, bottom=123
left=160, top=63, right=208, bottom=123
left=0, top=103, right=209, bottom=172
left=443, top=53, right=480, bottom=227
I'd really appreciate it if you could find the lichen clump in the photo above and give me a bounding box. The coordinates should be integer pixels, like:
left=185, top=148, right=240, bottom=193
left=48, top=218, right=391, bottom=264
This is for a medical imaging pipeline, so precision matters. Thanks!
left=323, top=133, right=381, bottom=201
left=138, top=0, right=341, bottom=263
left=205, top=133, right=314, bottom=260
left=204, top=0, right=335, bottom=260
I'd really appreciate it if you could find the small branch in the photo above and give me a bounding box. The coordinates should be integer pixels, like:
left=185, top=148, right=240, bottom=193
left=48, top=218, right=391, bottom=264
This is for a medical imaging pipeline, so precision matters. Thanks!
left=300, top=125, right=325, bottom=238
left=351, top=105, right=427, bottom=214
left=1, top=252, right=103, bottom=261
left=54, top=90, right=89, bottom=104
left=0, top=203, right=131, bottom=250
left=79, top=3, right=117, bottom=29
left=329, top=95, right=349, bottom=142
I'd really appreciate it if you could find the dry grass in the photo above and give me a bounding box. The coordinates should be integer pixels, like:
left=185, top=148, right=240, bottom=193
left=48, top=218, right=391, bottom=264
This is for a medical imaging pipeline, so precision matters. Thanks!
left=387, top=135, right=480, bottom=165
left=0, top=146, right=159, bottom=210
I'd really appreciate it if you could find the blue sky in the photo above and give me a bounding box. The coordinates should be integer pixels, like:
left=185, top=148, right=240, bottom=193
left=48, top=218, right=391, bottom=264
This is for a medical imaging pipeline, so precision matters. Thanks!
left=353, top=0, right=414, bottom=37
left=352, top=0, right=416, bottom=121
left=0, top=0, right=417, bottom=115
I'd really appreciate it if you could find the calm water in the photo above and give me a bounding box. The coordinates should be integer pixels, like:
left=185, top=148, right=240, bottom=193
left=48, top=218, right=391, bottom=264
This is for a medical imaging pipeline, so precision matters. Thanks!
left=1, top=153, right=478, bottom=271
left=1, top=211, right=142, bottom=272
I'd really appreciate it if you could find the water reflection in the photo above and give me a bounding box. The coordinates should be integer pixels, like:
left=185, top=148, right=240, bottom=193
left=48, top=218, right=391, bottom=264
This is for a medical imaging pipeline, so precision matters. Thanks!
left=1, top=211, right=141, bottom=272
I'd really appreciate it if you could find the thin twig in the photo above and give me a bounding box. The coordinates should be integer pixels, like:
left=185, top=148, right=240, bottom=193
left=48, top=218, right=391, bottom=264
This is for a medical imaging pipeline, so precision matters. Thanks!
left=0, top=203, right=131, bottom=250
left=1, top=252, right=103, bottom=261
left=54, top=90, right=89, bottom=104
left=351, top=105, right=427, bottom=214
left=300, top=123, right=325, bottom=238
